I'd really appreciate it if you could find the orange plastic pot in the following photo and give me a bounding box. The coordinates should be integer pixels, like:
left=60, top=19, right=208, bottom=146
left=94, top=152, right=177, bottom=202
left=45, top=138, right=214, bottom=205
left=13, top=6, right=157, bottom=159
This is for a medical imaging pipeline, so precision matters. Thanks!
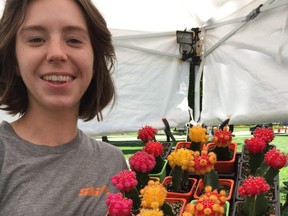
left=206, top=142, right=237, bottom=174
left=174, top=142, right=206, bottom=152
left=193, top=178, right=234, bottom=201
left=174, top=142, right=191, bottom=151
left=162, top=176, right=197, bottom=202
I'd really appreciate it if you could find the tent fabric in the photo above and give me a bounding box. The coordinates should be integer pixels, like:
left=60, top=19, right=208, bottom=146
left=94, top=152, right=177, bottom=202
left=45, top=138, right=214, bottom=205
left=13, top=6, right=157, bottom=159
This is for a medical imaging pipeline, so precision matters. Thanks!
left=201, top=1, right=288, bottom=125
left=1, top=0, right=288, bottom=135
left=79, top=29, right=190, bottom=135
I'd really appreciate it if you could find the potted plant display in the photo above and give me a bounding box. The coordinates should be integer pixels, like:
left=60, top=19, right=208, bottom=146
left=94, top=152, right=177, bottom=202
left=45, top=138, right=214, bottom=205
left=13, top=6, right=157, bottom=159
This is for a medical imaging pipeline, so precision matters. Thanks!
left=183, top=186, right=229, bottom=216
left=175, top=125, right=209, bottom=152
left=142, top=141, right=168, bottom=182
left=207, top=127, right=237, bottom=174
left=162, top=148, right=197, bottom=202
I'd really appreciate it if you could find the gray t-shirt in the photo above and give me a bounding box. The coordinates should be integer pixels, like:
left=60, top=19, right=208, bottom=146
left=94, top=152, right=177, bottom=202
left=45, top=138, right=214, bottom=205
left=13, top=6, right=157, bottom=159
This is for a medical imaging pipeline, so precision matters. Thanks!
left=0, top=121, right=127, bottom=216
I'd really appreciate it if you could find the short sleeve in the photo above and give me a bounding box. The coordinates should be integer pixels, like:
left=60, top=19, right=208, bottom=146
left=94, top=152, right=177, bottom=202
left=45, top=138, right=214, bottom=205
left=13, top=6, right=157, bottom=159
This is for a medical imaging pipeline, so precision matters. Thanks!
left=0, top=138, right=4, bottom=173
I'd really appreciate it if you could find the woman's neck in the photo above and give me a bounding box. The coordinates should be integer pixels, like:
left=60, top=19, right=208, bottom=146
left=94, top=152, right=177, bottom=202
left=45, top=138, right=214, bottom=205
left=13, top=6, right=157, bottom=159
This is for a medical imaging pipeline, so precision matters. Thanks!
left=11, top=110, right=79, bottom=146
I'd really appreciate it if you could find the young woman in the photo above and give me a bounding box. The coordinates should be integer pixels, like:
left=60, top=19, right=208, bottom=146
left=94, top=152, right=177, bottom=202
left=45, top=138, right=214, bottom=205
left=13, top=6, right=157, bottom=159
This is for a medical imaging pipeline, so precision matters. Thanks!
left=0, top=0, right=127, bottom=215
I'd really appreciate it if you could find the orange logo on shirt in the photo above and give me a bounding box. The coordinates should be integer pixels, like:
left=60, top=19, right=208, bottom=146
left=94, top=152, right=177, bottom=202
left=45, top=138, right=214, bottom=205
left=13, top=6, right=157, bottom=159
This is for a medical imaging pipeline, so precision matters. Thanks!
left=79, top=185, right=110, bottom=197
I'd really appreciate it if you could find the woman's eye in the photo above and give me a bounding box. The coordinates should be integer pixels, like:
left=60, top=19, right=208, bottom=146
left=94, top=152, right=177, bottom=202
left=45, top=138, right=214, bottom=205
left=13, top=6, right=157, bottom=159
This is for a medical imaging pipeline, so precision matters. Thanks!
left=29, top=37, right=45, bottom=43
left=67, top=38, right=82, bottom=44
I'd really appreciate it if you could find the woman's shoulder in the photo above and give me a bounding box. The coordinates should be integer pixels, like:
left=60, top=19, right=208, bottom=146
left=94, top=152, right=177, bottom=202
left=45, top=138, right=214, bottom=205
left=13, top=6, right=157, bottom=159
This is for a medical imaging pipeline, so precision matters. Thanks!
left=0, top=122, right=8, bottom=171
left=79, top=132, right=128, bottom=168
left=0, top=121, right=22, bottom=145
left=80, top=131, right=124, bottom=154
left=0, top=121, right=8, bottom=132
left=0, top=121, right=10, bottom=142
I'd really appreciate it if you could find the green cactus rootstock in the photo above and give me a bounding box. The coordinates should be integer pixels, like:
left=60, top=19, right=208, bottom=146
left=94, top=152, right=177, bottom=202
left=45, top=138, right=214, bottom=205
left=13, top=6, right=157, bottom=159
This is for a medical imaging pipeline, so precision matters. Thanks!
left=189, top=142, right=201, bottom=151
left=243, top=194, right=268, bottom=216
left=124, top=187, right=141, bottom=212
left=211, top=146, right=231, bottom=161
left=161, top=201, right=174, bottom=216
left=248, top=152, right=264, bottom=175
left=135, top=171, right=150, bottom=191
left=171, top=165, right=184, bottom=192
left=150, top=156, right=164, bottom=174
left=203, top=169, right=219, bottom=191
left=255, top=162, right=279, bottom=185
left=181, top=170, right=190, bottom=186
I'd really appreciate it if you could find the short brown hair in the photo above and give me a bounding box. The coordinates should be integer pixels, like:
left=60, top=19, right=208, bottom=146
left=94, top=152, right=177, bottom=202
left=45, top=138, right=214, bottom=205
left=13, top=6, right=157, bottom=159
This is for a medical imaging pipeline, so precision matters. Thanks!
left=0, top=0, right=116, bottom=121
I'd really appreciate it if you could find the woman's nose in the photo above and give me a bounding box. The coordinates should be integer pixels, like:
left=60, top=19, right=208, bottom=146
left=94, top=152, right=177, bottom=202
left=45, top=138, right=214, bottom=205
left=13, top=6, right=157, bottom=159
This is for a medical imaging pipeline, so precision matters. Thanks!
left=46, top=39, right=68, bottom=63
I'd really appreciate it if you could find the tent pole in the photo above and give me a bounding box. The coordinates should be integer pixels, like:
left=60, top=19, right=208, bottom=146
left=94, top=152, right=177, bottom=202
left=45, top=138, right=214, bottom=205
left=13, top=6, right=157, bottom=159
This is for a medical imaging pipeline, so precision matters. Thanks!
left=188, top=63, right=195, bottom=121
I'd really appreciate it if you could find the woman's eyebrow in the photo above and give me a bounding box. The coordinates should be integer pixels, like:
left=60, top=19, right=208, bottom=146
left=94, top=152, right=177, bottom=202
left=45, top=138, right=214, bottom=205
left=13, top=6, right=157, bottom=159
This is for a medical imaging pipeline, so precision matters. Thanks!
left=18, top=25, right=46, bottom=35
left=62, top=25, right=89, bottom=34
left=18, top=25, right=89, bottom=35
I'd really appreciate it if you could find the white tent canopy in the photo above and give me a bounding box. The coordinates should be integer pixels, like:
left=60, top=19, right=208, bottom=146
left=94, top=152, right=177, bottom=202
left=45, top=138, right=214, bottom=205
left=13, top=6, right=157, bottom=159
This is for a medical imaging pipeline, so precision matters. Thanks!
left=201, top=0, right=288, bottom=125
left=0, top=0, right=288, bottom=135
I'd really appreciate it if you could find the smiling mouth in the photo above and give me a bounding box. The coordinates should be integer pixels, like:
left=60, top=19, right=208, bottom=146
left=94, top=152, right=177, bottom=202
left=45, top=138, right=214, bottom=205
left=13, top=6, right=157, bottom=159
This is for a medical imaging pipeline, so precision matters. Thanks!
left=42, top=75, right=74, bottom=84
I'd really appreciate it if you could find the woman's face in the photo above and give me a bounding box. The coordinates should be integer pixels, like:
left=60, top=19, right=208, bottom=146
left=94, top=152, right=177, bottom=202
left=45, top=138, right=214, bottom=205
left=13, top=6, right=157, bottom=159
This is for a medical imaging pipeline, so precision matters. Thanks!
left=15, top=0, right=94, bottom=114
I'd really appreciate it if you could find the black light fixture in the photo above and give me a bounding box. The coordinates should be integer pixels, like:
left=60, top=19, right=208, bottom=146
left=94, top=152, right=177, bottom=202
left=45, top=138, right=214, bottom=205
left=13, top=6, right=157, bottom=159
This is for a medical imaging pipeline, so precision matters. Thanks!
left=176, top=28, right=201, bottom=65
left=176, top=30, right=194, bottom=45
